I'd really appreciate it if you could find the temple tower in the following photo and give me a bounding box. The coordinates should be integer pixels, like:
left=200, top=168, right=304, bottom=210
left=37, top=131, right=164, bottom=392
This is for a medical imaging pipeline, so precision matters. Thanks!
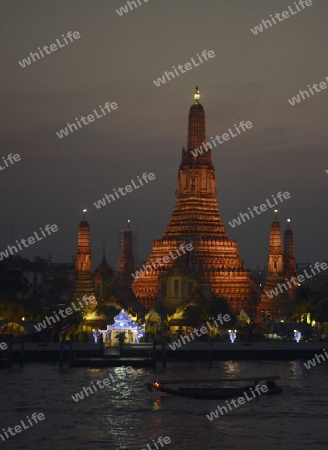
left=113, top=221, right=145, bottom=314
left=284, top=219, right=296, bottom=279
left=257, top=212, right=294, bottom=320
left=94, top=248, right=113, bottom=301
left=267, top=210, right=284, bottom=276
left=132, top=88, right=257, bottom=314
left=115, top=220, right=136, bottom=289
left=284, top=219, right=297, bottom=299
left=71, top=210, right=95, bottom=302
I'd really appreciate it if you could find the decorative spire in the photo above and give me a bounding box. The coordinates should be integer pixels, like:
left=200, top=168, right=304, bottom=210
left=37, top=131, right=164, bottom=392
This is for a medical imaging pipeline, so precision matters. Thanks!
left=266, top=209, right=284, bottom=275
left=82, top=208, right=88, bottom=220
left=115, top=222, right=135, bottom=288
left=284, top=219, right=296, bottom=281
left=71, top=211, right=95, bottom=302
left=187, top=86, right=206, bottom=151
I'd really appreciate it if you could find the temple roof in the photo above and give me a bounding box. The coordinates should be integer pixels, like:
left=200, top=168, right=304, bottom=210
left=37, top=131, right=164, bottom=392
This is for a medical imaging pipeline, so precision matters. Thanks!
left=95, top=253, right=112, bottom=275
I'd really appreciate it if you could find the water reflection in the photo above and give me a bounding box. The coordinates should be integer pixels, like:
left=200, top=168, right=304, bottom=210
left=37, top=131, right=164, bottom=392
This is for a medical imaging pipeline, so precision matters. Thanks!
left=289, top=360, right=304, bottom=377
left=219, top=360, right=242, bottom=376
left=1, top=361, right=328, bottom=449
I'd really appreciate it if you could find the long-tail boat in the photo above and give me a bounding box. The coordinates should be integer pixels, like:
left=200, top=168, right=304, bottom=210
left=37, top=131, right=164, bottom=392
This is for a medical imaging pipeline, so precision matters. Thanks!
left=147, top=376, right=283, bottom=399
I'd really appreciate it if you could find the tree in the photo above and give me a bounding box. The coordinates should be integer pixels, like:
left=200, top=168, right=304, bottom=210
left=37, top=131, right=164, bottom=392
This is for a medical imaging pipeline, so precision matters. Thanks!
left=0, top=260, right=39, bottom=321
left=183, top=296, right=232, bottom=328
left=313, top=298, right=328, bottom=323
left=0, top=261, right=30, bottom=299
left=288, top=286, right=315, bottom=322
left=96, top=304, right=121, bottom=323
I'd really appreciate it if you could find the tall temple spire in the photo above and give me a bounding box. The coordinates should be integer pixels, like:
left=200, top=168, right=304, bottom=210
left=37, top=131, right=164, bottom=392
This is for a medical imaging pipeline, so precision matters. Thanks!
left=284, top=219, right=297, bottom=282
left=167, top=86, right=223, bottom=237
left=94, top=245, right=112, bottom=302
left=115, top=220, right=136, bottom=289
left=187, top=86, right=207, bottom=152
left=267, top=210, right=284, bottom=275
left=132, top=89, right=257, bottom=313
left=257, top=212, right=296, bottom=321
left=71, top=209, right=95, bottom=302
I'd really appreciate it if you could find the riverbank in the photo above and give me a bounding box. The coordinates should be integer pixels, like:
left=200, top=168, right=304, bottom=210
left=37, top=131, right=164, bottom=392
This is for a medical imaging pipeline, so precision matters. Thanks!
left=1, top=341, right=327, bottom=366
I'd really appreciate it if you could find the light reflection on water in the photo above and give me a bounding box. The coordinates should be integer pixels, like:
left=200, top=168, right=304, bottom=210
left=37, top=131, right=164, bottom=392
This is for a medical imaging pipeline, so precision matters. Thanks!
left=0, top=360, right=328, bottom=449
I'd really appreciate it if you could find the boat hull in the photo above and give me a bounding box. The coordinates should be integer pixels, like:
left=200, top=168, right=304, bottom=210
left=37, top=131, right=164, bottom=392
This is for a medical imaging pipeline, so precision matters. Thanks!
left=153, top=385, right=283, bottom=399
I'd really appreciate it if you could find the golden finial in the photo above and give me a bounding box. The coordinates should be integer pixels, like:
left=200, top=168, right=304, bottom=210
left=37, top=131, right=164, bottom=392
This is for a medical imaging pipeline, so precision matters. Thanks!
left=194, top=86, right=200, bottom=104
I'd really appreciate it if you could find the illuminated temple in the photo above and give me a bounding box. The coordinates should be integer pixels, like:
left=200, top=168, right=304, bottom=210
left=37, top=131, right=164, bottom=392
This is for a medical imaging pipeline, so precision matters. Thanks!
left=132, top=88, right=258, bottom=315
left=257, top=213, right=297, bottom=321
left=71, top=210, right=95, bottom=303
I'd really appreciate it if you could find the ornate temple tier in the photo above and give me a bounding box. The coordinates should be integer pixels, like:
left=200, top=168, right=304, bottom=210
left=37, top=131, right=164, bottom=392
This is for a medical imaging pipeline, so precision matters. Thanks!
left=132, top=88, right=257, bottom=313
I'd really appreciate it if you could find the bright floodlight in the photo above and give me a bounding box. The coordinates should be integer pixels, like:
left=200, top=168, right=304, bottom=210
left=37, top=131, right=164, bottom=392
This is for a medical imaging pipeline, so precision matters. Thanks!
left=194, top=86, right=200, bottom=104
left=294, top=330, right=301, bottom=343
left=229, top=329, right=237, bottom=344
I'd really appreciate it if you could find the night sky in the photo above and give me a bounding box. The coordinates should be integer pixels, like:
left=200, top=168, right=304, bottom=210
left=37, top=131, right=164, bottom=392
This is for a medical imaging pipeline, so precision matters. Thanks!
left=1, top=0, right=327, bottom=270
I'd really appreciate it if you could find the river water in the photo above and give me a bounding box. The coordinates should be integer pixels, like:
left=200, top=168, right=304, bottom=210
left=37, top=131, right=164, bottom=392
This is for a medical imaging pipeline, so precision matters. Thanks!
left=0, top=359, right=327, bottom=449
